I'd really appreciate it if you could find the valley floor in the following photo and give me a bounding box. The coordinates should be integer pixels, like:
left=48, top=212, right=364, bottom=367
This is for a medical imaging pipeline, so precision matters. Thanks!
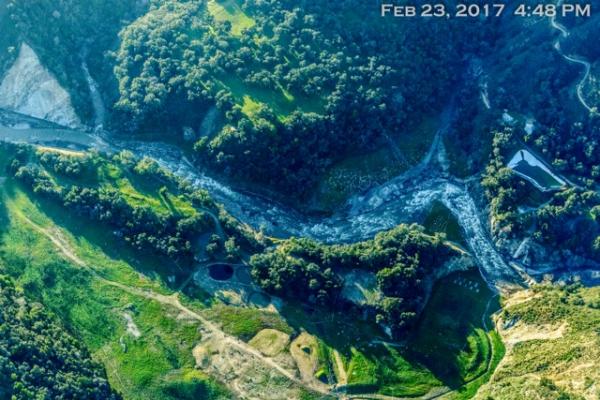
left=0, top=145, right=506, bottom=400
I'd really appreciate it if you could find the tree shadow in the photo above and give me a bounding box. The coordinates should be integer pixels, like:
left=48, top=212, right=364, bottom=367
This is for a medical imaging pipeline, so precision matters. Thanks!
left=277, top=269, right=501, bottom=394
left=404, top=270, right=501, bottom=389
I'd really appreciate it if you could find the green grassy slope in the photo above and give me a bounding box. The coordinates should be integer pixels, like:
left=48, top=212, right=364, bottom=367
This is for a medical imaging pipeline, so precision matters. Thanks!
left=0, top=146, right=229, bottom=399
left=279, top=301, right=442, bottom=397
left=408, top=270, right=504, bottom=399
left=0, top=181, right=231, bottom=400
left=0, top=144, right=509, bottom=399
left=423, top=201, right=466, bottom=246
left=206, top=0, right=255, bottom=36
left=0, top=144, right=329, bottom=399
left=276, top=269, right=503, bottom=398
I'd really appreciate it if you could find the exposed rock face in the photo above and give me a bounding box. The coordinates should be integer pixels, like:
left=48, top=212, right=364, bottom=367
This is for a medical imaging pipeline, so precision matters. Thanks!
left=199, top=106, right=218, bottom=136
left=0, top=43, right=81, bottom=128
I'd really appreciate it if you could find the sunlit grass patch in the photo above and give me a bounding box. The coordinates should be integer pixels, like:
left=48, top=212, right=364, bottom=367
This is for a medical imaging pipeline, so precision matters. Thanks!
left=205, top=304, right=293, bottom=341
left=206, top=0, right=255, bottom=36
left=218, top=73, right=325, bottom=121
left=241, top=95, right=263, bottom=117
left=0, top=179, right=229, bottom=400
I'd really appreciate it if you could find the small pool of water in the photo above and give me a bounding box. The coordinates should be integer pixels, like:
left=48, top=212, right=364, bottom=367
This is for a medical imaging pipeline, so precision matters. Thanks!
left=209, top=264, right=234, bottom=281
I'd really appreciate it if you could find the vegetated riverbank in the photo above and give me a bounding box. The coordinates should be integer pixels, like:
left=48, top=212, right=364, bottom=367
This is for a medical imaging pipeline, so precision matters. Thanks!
left=0, top=142, right=507, bottom=400
left=0, top=105, right=524, bottom=291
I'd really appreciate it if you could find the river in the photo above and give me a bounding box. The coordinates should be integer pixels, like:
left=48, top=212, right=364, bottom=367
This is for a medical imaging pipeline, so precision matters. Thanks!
left=111, top=111, right=522, bottom=290
left=0, top=52, right=527, bottom=292
left=0, top=99, right=523, bottom=291
left=3, top=3, right=598, bottom=293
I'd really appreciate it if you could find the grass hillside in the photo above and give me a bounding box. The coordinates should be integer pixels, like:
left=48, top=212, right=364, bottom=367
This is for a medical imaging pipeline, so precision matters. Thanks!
left=0, top=182, right=231, bottom=400
left=475, top=284, right=600, bottom=400
left=408, top=270, right=504, bottom=399
left=272, top=269, right=503, bottom=398
left=0, top=148, right=230, bottom=399
left=0, top=142, right=511, bottom=399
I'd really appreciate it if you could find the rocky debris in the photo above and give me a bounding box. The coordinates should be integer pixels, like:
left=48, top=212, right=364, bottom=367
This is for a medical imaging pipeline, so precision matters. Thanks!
left=199, top=106, right=219, bottom=137
left=122, top=312, right=141, bottom=338
left=193, top=331, right=308, bottom=399
left=500, top=235, right=600, bottom=282
left=0, top=43, right=81, bottom=128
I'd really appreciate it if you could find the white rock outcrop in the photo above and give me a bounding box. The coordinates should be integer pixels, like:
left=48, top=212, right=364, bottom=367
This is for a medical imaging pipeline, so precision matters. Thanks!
left=0, top=43, right=81, bottom=128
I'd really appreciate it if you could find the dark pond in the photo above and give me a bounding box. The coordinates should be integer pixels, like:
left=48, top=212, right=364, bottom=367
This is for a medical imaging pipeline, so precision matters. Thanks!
left=209, top=264, right=234, bottom=281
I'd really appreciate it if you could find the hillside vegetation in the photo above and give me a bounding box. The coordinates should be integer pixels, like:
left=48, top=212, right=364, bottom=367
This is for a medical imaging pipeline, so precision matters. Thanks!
left=0, top=274, right=121, bottom=400
left=482, top=127, right=600, bottom=266
left=251, top=227, right=455, bottom=337
left=0, top=144, right=246, bottom=399
left=113, top=0, right=481, bottom=193
left=475, top=284, right=600, bottom=400
left=6, top=144, right=258, bottom=273
left=0, top=141, right=509, bottom=399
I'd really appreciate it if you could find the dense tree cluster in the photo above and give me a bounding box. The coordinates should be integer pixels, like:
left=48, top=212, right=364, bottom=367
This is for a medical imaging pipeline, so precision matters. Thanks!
left=482, top=128, right=532, bottom=236
left=535, top=188, right=600, bottom=256
left=482, top=128, right=600, bottom=261
left=523, top=118, right=600, bottom=187
left=38, top=151, right=94, bottom=179
left=250, top=248, right=342, bottom=305
left=0, top=275, right=121, bottom=400
left=483, top=7, right=581, bottom=127
left=113, top=0, right=481, bottom=193
left=251, top=225, right=453, bottom=336
left=15, top=164, right=211, bottom=262
left=8, top=148, right=217, bottom=266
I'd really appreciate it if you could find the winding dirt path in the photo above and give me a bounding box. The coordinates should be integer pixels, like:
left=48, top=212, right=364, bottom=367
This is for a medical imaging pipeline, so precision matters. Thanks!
left=550, top=0, right=594, bottom=113
left=19, top=200, right=507, bottom=400
left=15, top=210, right=331, bottom=397
left=332, top=350, right=348, bottom=386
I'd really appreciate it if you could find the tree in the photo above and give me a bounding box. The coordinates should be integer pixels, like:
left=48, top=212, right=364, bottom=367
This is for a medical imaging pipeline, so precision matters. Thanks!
left=0, top=275, right=121, bottom=400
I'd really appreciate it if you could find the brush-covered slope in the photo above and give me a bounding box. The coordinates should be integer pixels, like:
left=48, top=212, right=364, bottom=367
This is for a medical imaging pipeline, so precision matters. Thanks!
left=475, top=284, right=600, bottom=400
